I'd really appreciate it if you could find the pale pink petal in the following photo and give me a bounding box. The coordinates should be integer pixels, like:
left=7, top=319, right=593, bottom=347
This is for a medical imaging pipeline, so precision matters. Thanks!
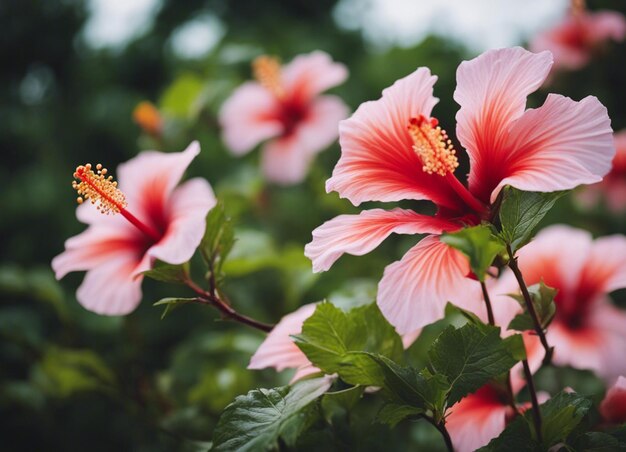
left=530, top=18, right=590, bottom=70
left=446, top=386, right=509, bottom=452
left=260, top=134, right=315, bottom=185
left=249, top=303, right=317, bottom=375
left=51, top=226, right=142, bottom=279
left=146, top=178, right=216, bottom=268
left=401, top=329, right=422, bottom=349
left=600, top=376, right=626, bottom=424
left=327, top=67, right=467, bottom=210
left=605, top=180, right=626, bottom=212
left=377, top=235, right=482, bottom=334
left=75, top=253, right=144, bottom=316
left=491, top=94, right=614, bottom=202
left=305, top=209, right=461, bottom=273
left=586, top=11, right=626, bottom=43
left=282, top=51, right=348, bottom=103
left=292, top=95, right=349, bottom=156
left=578, top=234, right=626, bottom=296
left=219, top=82, right=283, bottom=155
left=291, top=364, right=322, bottom=383
left=454, top=47, right=553, bottom=203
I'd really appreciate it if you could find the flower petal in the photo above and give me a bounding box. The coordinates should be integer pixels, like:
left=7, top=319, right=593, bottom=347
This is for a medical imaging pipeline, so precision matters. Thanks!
left=260, top=135, right=315, bottom=185
left=282, top=51, right=348, bottom=103
left=454, top=47, right=553, bottom=203
left=146, top=178, right=216, bottom=267
left=248, top=303, right=317, bottom=375
left=600, top=376, right=626, bottom=424
left=294, top=95, right=349, bottom=156
left=327, top=67, right=466, bottom=210
left=305, top=209, right=461, bottom=273
left=491, top=94, right=614, bottom=202
left=377, top=235, right=482, bottom=334
left=578, top=234, right=626, bottom=295
left=76, top=253, right=144, bottom=315
left=219, top=82, right=284, bottom=155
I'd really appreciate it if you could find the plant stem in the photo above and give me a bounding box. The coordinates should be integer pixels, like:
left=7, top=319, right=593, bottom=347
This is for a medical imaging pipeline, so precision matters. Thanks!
left=186, top=280, right=274, bottom=333
left=480, top=281, right=495, bottom=325
left=522, top=359, right=543, bottom=444
left=424, top=416, right=454, bottom=452
left=506, top=244, right=553, bottom=365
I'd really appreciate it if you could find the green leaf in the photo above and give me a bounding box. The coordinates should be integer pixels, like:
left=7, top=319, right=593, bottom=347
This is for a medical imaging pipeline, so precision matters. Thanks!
left=159, top=73, right=205, bottom=119
left=445, top=302, right=487, bottom=327
left=538, top=391, right=592, bottom=447
left=153, top=297, right=196, bottom=319
left=200, top=204, right=235, bottom=282
left=498, top=186, right=565, bottom=253
left=477, top=416, right=539, bottom=451
left=569, top=432, right=623, bottom=451
left=428, top=323, right=524, bottom=404
left=441, top=225, right=504, bottom=281
left=508, top=280, right=558, bottom=331
left=280, top=402, right=321, bottom=448
left=321, top=385, right=363, bottom=424
left=293, top=302, right=404, bottom=386
left=143, top=260, right=190, bottom=284
left=211, top=377, right=332, bottom=452
left=376, top=403, right=425, bottom=428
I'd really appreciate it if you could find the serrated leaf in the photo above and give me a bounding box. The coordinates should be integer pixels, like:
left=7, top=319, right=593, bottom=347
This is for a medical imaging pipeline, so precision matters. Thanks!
left=376, top=403, right=425, bottom=428
left=143, top=260, right=190, bottom=284
left=477, top=415, right=539, bottom=451
left=445, top=302, right=487, bottom=327
left=498, top=186, right=565, bottom=253
left=293, top=302, right=403, bottom=386
left=539, top=391, right=592, bottom=446
left=441, top=225, right=504, bottom=281
left=211, top=377, right=331, bottom=451
left=280, top=402, right=320, bottom=447
left=153, top=297, right=196, bottom=319
left=200, top=203, right=235, bottom=282
left=508, top=280, right=558, bottom=331
left=428, top=323, right=524, bottom=404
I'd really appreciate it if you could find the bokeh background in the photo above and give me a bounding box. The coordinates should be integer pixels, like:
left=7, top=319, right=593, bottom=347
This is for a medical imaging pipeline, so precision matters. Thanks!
left=2, top=0, right=625, bottom=450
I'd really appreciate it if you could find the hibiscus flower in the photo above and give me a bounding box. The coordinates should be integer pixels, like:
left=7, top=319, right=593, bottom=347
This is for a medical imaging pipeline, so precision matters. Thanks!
left=490, top=225, right=626, bottom=382
left=52, top=142, right=216, bottom=315
left=248, top=303, right=421, bottom=383
left=305, top=47, right=614, bottom=334
left=220, top=51, right=349, bottom=185
left=530, top=2, right=626, bottom=71
left=600, top=376, right=626, bottom=424
left=578, top=130, right=626, bottom=213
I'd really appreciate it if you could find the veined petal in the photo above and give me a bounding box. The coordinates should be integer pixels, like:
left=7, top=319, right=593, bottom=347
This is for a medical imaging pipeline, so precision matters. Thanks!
left=146, top=178, right=216, bottom=267
left=76, top=253, right=144, bottom=316
left=305, top=209, right=461, bottom=273
left=248, top=303, right=317, bottom=375
left=491, top=94, right=614, bottom=202
left=219, top=82, right=284, bottom=154
left=282, top=51, right=348, bottom=103
left=327, top=67, right=466, bottom=210
left=454, top=47, right=553, bottom=203
left=377, top=235, right=482, bottom=334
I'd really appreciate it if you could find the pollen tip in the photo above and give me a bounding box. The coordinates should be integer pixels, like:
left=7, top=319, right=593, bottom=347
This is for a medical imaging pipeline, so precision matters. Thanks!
left=407, top=115, right=459, bottom=177
left=72, top=163, right=126, bottom=215
left=252, top=55, right=285, bottom=98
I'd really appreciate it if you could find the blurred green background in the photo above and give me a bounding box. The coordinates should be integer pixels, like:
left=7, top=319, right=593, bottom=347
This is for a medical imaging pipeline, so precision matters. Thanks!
left=1, top=0, right=625, bottom=450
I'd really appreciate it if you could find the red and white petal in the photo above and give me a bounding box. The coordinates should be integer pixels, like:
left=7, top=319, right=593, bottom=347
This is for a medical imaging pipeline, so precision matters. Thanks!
left=377, top=235, right=482, bottom=334
left=587, top=11, right=626, bottom=43
left=282, top=51, right=348, bottom=103
left=530, top=18, right=590, bottom=70
left=327, top=67, right=466, bottom=210
left=51, top=225, right=142, bottom=279
left=294, top=95, right=349, bottom=156
left=146, top=178, right=216, bottom=267
left=446, top=386, right=509, bottom=452
left=219, top=82, right=284, bottom=154
left=305, top=209, right=461, bottom=273
left=600, top=376, right=626, bottom=424
left=579, top=234, right=626, bottom=295
left=249, top=304, right=317, bottom=373
left=260, top=135, right=316, bottom=185
left=491, top=94, right=614, bottom=202
left=76, top=253, right=144, bottom=315
left=454, top=47, right=553, bottom=203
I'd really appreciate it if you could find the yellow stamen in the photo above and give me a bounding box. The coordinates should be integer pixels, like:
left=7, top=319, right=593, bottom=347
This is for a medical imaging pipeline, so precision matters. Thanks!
left=72, top=163, right=127, bottom=215
left=571, top=0, right=585, bottom=16
left=252, top=55, right=285, bottom=98
left=408, top=115, right=459, bottom=177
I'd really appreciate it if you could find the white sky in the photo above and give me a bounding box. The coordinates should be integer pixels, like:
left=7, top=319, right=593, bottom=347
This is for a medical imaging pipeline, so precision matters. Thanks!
left=83, top=0, right=569, bottom=53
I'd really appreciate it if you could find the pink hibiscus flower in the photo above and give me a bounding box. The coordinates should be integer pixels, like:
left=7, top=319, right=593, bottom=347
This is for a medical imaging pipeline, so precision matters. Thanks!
left=600, top=376, right=626, bottom=424
left=305, top=47, right=614, bottom=334
left=219, top=51, right=349, bottom=185
left=578, top=130, right=626, bottom=213
left=248, top=303, right=421, bottom=383
left=530, top=3, right=626, bottom=71
left=446, top=330, right=544, bottom=452
left=490, top=225, right=626, bottom=382
left=52, top=142, right=216, bottom=315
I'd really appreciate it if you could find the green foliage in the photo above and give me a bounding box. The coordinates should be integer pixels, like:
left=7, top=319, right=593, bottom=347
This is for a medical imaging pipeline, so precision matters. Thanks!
left=320, top=385, right=364, bottom=424
left=508, top=280, right=558, bottom=331
left=211, top=376, right=332, bottom=451
left=143, top=260, right=190, bottom=284
left=498, top=187, right=566, bottom=253
left=293, top=302, right=404, bottom=385
left=441, top=225, right=504, bottom=281
left=428, top=323, right=525, bottom=404
left=159, top=73, right=205, bottom=119
left=153, top=297, right=196, bottom=319
left=200, top=203, right=235, bottom=285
